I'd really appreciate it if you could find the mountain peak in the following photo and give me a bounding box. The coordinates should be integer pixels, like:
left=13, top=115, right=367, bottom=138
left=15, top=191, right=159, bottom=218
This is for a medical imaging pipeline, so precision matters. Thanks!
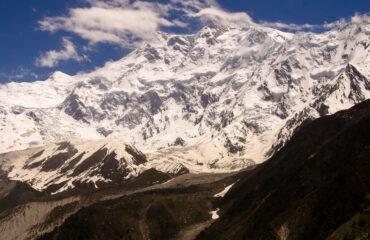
left=0, top=16, right=369, bottom=174
left=47, top=71, right=72, bottom=82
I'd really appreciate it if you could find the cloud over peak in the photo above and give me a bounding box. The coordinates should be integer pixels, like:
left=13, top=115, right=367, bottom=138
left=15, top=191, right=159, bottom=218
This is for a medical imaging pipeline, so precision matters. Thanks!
left=38, top=1, right=178, bottom=48
left=35, top=0, right=358, bottom=68
left=35, top=37, right=83, bottom=68
left=37, top=0, right=250, bottom=49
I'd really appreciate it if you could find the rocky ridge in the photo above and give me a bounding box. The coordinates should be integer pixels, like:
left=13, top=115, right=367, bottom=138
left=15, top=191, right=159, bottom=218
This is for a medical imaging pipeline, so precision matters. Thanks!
left=0, top=14, right=369, bottom=174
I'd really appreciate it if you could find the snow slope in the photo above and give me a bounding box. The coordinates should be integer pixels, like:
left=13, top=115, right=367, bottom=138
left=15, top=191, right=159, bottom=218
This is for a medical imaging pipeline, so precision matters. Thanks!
left=0, top=14, right=369, bottom=175
left=0, top=138, right=147, bottom=194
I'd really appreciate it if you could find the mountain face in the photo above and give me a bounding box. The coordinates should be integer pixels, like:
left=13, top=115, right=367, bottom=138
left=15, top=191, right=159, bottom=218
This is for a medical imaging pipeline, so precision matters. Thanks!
left=0, top=14, right=369, bottom=173
left=0, top=139, right=147, bottom=194
left=197, top=99, right=370, bottom=240
left=3, top=97, right=367, bottom=240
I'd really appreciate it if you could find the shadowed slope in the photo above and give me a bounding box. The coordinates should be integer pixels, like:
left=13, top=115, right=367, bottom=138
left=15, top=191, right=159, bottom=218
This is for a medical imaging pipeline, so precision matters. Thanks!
left=197, top=99, right=370, bottom=240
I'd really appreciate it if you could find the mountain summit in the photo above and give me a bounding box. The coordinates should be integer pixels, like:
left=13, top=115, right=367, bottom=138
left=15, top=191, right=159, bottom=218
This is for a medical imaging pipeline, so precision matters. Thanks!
left=0, top=15, right=369, bottom=173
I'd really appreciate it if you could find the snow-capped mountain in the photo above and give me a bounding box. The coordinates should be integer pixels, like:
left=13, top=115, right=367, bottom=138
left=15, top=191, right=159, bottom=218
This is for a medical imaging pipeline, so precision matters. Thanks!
left=0, top=14, right=369, bottom=174
left=0, top=139, right=147, bottom=194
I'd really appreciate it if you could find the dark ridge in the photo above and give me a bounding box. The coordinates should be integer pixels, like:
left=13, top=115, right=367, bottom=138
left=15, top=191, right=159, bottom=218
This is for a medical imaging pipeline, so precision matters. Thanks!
left=60, top=153, right=85, bottom=174
left=0, top=181, right=46, bottom=216
left=42, top=202, right=79, bottom=228
left=45, top=180, right=69, bottom=194
left=138, top=90, right=162, bottom=115
left=40, top=146, right=78, bottom=172
left=37, top=186, right=214, bottom=240
left=346, top=64, right=369, bottom=90
left=169, top=91, right=187, bottom=103
left=167, top=36, right=189, bottom=46
left=56, top=142, right=72, bottom=151
left=0, top=171, right=15, bottom=199
left=224, top=138, right=243, bottom=154
left=201, top=93, right=218, bottom=108
left=71, top=179, right=96, bottom=190
left=62, top=94, right=90, bottom=123
left=98, top=152, right=128, bottom=183
left=143, top=45, right=162, bottom=63
left=171, top=166, right=190, bottom=176
left=96, top=127, right=113, bottom=137
left=318, top=103, right=329, bottom=116
left=71, top=148, right=108, bottom=176
left=174, top=137, right=185, bottom=146
left=196, top=99, right=370, bottom=240
left=29, top=150, right=44, bottom=159
left=292, top=118, right=313, bottom=136
left=123, top=168, right=171, bottom=190
left=24, top=159, right=44, bottom=169
left=35, top=168, right=239, bottom=240
left=125, top=145, right=147, bottom=165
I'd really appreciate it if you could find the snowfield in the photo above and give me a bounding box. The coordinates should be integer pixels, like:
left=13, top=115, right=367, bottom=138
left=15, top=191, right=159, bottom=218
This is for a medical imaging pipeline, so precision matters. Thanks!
left=0, top=14, right=369, bottom=177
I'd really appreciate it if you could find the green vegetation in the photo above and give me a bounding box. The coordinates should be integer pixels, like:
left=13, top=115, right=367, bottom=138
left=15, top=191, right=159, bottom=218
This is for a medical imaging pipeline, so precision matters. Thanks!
left=146, top=194, right=211, bottom=240
left=35, top=168, right=235, bottom=239
left=5, top=100, right=370, bottom=240
left=326, top=194, right=370, bottom=240
left=41, top=201, right=79, bottom=230
left=326, top=211, right=370, bottom=240
left=10, top=101, right=370, bottom=240
left=124, top=168, right=172, bottom=190
left=88, top=168, right=173, bottom=198
left=197, top=100, right=370, bottom=240
left=37, top=191, right=214, bottom=240
left=38, top=197, right=144, bottom=240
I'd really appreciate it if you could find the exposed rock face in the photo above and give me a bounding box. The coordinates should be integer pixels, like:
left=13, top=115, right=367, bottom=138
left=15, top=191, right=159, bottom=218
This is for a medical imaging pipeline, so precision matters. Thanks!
left=173, top=137, right=185, bottom=147
left=0, top=15, right=369, bottom=172
left=61, top=94, right=89, bottom=122
left=138, top=90, right=162, bottom=115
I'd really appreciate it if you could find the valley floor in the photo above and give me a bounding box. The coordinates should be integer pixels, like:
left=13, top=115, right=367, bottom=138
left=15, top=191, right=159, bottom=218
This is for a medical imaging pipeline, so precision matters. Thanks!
left=0, top=169, right=246, bottom=240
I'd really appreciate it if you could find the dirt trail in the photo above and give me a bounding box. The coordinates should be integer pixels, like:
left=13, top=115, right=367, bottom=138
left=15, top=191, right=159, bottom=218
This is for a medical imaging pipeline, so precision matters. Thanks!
left=100, top=172, right=237, bottom=202
left=139, top=202, right=152, bottom=240
left=174, top=219, right=215, bottom=240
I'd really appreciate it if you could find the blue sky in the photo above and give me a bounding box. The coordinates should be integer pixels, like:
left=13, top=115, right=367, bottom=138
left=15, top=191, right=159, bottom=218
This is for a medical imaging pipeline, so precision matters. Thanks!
left=0, top=0, right=369, bottom=84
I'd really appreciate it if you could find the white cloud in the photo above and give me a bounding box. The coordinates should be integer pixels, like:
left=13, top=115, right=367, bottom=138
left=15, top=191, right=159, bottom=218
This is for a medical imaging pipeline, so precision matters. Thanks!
left=85, top=0, right=130, bottom=8
left=191, top=7, right=253, bottom=26
left=0, top=67, right=39, bottom=82
left=35, top=37, right=83, bottom=68
left=170, top=0, right=218, bottom=11
left=171, top=19, right=189, bottom=28
left=260, top=18, right=348, bottom=31
left=39, top=0, right=347, bottom=48
left=350, top=12, right=370, bottom=25
left=37, top=0, right=229, bottom=49
left=260, top=22, right=318, bottom=31
left=38, top=1, right=177, bottom=48
left=35, top=0, right=354, bottom=67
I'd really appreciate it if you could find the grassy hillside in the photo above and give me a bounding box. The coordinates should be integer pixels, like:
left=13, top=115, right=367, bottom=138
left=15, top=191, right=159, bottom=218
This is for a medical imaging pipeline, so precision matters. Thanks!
left=197, top=100, right=370, bottom=240
left=0, top=181, right=47, bottom=216
left=37, top=186, right=223, bottom=240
